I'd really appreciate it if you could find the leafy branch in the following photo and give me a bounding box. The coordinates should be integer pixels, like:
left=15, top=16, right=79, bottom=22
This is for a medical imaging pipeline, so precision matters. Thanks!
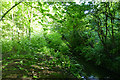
left=0, top=0, right=24, bottom=21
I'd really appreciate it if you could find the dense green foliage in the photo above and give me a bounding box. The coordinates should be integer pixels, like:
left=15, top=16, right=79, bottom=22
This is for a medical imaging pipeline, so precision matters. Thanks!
left=1, top=1, right=120, bottom=80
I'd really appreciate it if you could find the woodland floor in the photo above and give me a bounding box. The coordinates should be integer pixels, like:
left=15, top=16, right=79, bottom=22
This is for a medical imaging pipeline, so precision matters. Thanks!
left=2, top=53, right=75, bottom=80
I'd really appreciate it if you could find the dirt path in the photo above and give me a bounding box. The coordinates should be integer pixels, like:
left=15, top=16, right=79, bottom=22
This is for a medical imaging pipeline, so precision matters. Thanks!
left=2, top=54, right=75, bottom=80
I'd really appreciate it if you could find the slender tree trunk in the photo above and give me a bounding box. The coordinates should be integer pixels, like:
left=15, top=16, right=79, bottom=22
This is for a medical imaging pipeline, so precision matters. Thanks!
left=29, top=23, right=31, bottom=40
left=12, top=1, right=14, bottom=41
left=111, top=11, right=115, bottom=43
left=95, top=16, right=105, bottom=46
left=17, top=26, right=20, bottom=43
left=28, top=7, right=33, bottom=40
left=105, top=2, right=108, bottom=42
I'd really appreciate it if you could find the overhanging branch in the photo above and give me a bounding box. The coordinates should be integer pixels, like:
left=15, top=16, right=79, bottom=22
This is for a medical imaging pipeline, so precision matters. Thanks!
left=0, top=0, right=24, bottom=21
